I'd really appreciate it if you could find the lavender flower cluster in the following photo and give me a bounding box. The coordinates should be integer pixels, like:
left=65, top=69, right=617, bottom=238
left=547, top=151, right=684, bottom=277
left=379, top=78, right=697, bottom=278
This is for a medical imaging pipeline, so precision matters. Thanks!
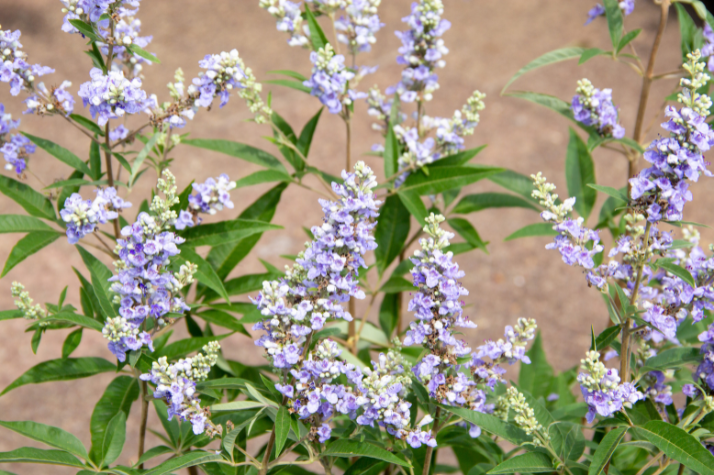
left=388, top=0, right=450, bottom=103
left=0, top=29, right=54, bottom=97
left=141, top=342, right=221, bottom=436
left=60, top=187, right=132, bottom=244
left=98, top=3, right=154, bottom=79
left=24, top=80, right=75, bottom=116
left=304, top=44, right=364, bottom=115
left=630, top=50, right=714, bottom=223
left=404, top=214, right=536, bottom=438
left=571, top=79, right=625, bottom=139
left=578, top=350, right=644, bottom=423
left=336, top=0, right=384, bottom=55
left=252, top=162, right=381, bottom=443
left=259, top=0, right=309, bottom=47
left=0, top=104, right=35, bottom=175
left=78, top=67, right=151, bottom=127
left=102, top=171, right=196, bottom=361
left=175, top=174, right=236, bottom=230
left=585, top=0, right=635, bottom=26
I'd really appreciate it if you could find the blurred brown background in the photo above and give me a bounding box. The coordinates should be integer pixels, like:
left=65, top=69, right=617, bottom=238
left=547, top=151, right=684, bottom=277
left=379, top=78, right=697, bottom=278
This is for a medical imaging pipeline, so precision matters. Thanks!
left=0, top=0, right=709, bottom=473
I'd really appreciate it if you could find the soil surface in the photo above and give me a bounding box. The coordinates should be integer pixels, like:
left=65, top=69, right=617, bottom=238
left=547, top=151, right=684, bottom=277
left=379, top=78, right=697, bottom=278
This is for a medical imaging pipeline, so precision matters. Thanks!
left=0, top=0, right=709, bottom=473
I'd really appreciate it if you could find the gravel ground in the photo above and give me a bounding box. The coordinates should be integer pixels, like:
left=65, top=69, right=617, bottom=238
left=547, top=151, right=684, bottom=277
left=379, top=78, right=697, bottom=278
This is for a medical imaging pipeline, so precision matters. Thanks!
left=0, top=0, right=709, bottom=473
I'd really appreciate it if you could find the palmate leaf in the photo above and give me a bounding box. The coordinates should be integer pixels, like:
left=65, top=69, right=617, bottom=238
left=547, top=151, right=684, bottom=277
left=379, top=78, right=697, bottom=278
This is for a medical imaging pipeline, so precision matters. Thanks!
left=2, top=357, right=116, bottom=395
left=0, top=420, right=87, bottom=460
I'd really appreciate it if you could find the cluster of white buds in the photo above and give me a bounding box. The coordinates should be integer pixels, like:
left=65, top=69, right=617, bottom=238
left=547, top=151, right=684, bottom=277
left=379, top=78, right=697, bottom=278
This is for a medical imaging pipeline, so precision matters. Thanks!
left=578, top=351, right=619, bottom=392
left=531, top=172, right=575, bottom=223
left=11, top=282, right=47, bottom=320
left=150, top=169, right=180, bottom=228
left=497, top=387, right=549, bottom=446
left=680, top=50, right=712, bottom=116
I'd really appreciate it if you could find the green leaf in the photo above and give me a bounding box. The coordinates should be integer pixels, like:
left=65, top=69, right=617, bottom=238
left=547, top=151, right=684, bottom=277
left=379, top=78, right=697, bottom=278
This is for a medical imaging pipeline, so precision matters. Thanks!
left=23, top=133, right=93, bottom=176
left=565, top=128, right=597, bottom=220
left=43, top=312, right=103, bottom=331
left=549, top=421, right=585, bottom=462
left=0, top=420, right=87, bottom=460
left=505, top=91, right=596, bottom=136
left=265, top=79, right=311, bottom=94
left=676, top=4, right=701, bottom=60
left=275, top=405, right=290, bottom=456
left=136, top=446, right=174, bottom=466
left=399, top=166, right=503, bottom=196
left=195, top=310, right=246, bottom=332
left=62, top=328, right=83, bottom=358
left=518, top=332, right=553, bottom=398
left=617, top=28, right=641, bottom=53
left=101, top=412, right=126, bottom=466
left=344, top=457, right=388, bottom=475
left=89, top=376, right=139, bottom=463
left=208, top=183, right=286, bottom=279
left=397, top=190, right=428, bottom=226
left=488, top=170, right=542, bottom=206
left=157, top=335, right=228, bottom=361
left=642, top=347, right=699, bottom=371
left=181, top=219, right=281, bottom=248
left=0, top=175, right=56, bottom=220
left=0, top=215, right=55, bottom=233
left=594, top=325, right=621, bottom=352
left=431, top=145, right=487, bottom=168
left=234, top=170, right=292, bottom=189
left=453, top=192, right=538, bottom=214
left=501, top=47, right=585, bottom=93
left=603, top=0, right=624, bottom=48
left=2, top=231, right=61, bottom=277
left=656, top=260, right=696, bottom=287
left=384, top=116, right=400, bottom=179
left=374, top=195, right=410, bottom=275
left=183, top=139, right=287, bottom=172
left=579, top=48, right=608, bottom=64
left=588, top=426, right=627, bottom=475
left=2, top=357, right=116, bottom=395
left=588, top=184, right=628, bottom=203
left=210, top=400, right=267, bottom=412
left=487, top=452, right=553, bottom=474
left=379, top=293, right=400, bottom=340
left=504, top=222, right=557, bottom=241
left=323, top=440, right=411, bottom=467
left=268, top=69, right=308, bottom=81
left=129, top=132, right=159, bottom=186
left=438, top=404, right=530, bottom=445
left=304, top=6, right=329, bottom=51
left=447, top=218, right=487, bottom=252
left=639, top=420, right=714, bottom=475
left=126, top=43, right=160, bottom=63
left=71, top=113, right=105, bottom=136
left=0, top=447, right=84, bottom=467
left=143, top=451, right=224, bottom=475
left=297, top=107, right=323, bottom=157
left=76, top=246, right=117, bottom=318
left=176, top=248, right=230, bottom=302
left=379, top=275, right=414, bottom=294
left=68, top=19, right=102, bottom=41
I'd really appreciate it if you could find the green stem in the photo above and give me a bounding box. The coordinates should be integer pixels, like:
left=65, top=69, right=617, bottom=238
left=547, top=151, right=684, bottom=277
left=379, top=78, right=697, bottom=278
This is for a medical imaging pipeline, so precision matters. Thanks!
left=137, top=379, right=149, bottom=468
left=421, top=407, right=441, bottom=475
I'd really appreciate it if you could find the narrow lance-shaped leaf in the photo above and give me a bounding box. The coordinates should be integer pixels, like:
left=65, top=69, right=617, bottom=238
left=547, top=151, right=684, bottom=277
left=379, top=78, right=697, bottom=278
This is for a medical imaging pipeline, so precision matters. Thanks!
left=297, top=107, right=324, bottom=157
left=0, top=420, right=88, bottom=460
left=100, top=412, right=126, bottom=466
left=2, top=231, right=61, bottom=277
left=603, top=0, right=624, bottom=48
left=565, top=128, right=596, bottom=220
left=0, top=175, right=56, bottom=220
left=182, top=139, right=287, bottom=173
left=488, top=452, right=554, bottom=474
left=588, top=427, right=628, bottom=475
left=176, top=247, right=230, bottom=302
left=2, top=357, right=116, bottom=395
left=23, top=133, right=93, bottom=176
left=501, top=47, right=585, bottom=93
left=452, top=192, right=538, bottom=214
left=374, top=195, right=410, bottom=275
left=76, top=245, right=117, bottom=318
left=0, top=447, right=84, bottom=468
left=89, top=376, right=139, bottom=463
left=397, top=190, right=428, bottom=226
left=304, top=6, right=329, bottom=51
left=504, top=222, right=557, bottom=241
left=639, top=420, right=714, bottom=475
left=0, top=215, right=55, bottom=234
left=274, top=405, right=290, bottom=456
left=323, top=440, right=411, bottom=467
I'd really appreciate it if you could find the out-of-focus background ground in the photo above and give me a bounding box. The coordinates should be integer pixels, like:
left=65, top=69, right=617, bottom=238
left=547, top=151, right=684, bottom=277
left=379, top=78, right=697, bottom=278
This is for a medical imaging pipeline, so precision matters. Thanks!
left=0, top=0, right=708, bottom=473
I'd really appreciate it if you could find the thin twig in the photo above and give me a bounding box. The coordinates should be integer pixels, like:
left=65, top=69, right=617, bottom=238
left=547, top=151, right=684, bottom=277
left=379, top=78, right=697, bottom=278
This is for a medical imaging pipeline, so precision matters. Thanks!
left=137, top=379, right=149, bottom=469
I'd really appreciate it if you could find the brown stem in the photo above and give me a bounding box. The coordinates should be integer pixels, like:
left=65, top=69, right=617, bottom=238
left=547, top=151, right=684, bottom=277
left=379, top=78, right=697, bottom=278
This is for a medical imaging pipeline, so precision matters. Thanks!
left=104, top=123, right=121, bottom=239
left=421, top=407, right=441, bottom=475
left=188, top=467, right=199, bottom=475
left=111, top=122, right=151, bottom=150
left=620, top=221, right=652, bottom=382
left=259, top=429, right=277, bottom=475
left=630, top=0, right=670, bottom=173
left=348, top=299, right=357, bottom=355
left=137, top=379, right=149, bottom=469
left=396, top=252, right=405, bottom=336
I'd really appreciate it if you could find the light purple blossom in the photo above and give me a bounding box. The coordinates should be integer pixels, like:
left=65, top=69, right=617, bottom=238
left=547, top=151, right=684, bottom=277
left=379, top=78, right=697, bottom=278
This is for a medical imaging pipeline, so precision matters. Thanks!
left=60, top=187, right=132, bottom=244
left=78, top=68, right=150, bottom=126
